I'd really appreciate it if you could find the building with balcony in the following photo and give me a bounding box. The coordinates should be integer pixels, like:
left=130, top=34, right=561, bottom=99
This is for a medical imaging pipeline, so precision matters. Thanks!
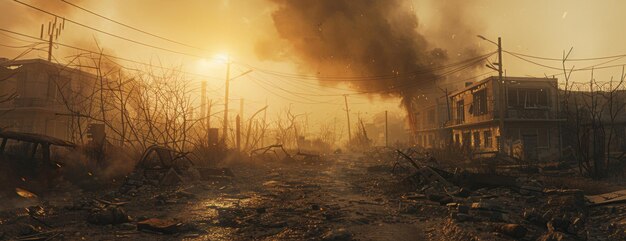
left=412, top=96, right=451, bottom=149
left=412, top=76, right=562, bottom=161
left=0, top=58, right=96, bottom=141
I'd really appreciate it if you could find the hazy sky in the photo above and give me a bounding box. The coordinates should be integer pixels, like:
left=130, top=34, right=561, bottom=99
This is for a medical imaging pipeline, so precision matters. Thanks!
left=1, top=0, right=625, bottom=137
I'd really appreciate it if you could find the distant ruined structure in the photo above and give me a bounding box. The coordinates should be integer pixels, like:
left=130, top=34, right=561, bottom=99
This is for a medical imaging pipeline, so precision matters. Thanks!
left=0, top=58, right=96, bottom=141
left=412, top=76, right=562, bottom=161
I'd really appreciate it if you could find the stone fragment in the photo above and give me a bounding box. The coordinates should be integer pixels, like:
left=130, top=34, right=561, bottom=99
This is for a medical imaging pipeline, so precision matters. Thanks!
left=496, top=224, right=527, bottom=239
left=137, top=218, right=183, bottom=234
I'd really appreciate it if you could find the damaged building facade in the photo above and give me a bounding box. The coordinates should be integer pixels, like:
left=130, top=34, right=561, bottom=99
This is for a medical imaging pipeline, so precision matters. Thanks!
left=0, top=58, right=97, bottom=141
left=413, top=76, right=562, bottom=161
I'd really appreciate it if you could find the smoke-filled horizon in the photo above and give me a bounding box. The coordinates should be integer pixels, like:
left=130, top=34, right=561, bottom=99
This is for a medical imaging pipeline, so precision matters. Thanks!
left=2, top=0, right=626, bottom=137
left=261, top=0, right=482, bottom=129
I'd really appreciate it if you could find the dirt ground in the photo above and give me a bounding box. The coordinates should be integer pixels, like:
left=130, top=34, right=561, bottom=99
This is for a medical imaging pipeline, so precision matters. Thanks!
left=1, top=152, right=626, bottom=240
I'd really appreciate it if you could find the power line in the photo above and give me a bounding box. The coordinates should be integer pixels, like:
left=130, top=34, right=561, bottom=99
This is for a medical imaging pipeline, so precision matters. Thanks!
left=504, top=50, right=626, bottom=62
left=242, top=52, right=496, bottom=81
left=13, top=0, right=207, bottom=59
left=10, top=0, right=500, bottom=85
left=0, top=28, right=223, bottom=80
left=506, top=51, right=626, bottom=73
left=59, top=0, right=206, bottom=51
left=248, top=76, right=342, bottom=105
left=252, top=52, right=491, bottom=99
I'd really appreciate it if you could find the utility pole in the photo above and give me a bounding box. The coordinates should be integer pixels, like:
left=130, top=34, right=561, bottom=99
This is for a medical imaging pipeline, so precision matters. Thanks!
left=238, top=98, right=243, bottom=151
left=222, top=61, right=231, bottom=146
left=445, top=88, right=451, bottom=122
left=236, top=115, right=241, bottom=151
left=41, top=17, right=65, bottom=62
left=207, top=99, right=213, bottom=143
left=385, top=110, right=388, bottom=147
left=343, top=95, right=352, bottom=141
left=478, top=35, right=505, bottom=152
left=200, top=81, right=207, bottom=126
left=497, top=37, right=505, bottom=152
left=239, top=98, right=244, bottom=125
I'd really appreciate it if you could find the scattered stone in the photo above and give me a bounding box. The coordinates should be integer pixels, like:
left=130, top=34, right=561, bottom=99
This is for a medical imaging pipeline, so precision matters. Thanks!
left=495, top=224, right=527, bottom=239
left=119, top=223, right=136, bottom=231
left=137, top=218, right=183, bottom=234
left=87, top=206, right=130, bottom=225
left=427, top=193, right=453, bottom=205
left=457, top=205, right=470, bottom=214
left=523, top=209, right=547, bottom=226
left=470, top=200, right=504, bottom=212
left=547, top=218, right=570, bottom=233
left=450, top=212, right=471, bottom=222
left=452, top=188, right=471, bottom=198
left=321, top=228, right=353, bottom=241
left=537, top=231, right=567, bottom=241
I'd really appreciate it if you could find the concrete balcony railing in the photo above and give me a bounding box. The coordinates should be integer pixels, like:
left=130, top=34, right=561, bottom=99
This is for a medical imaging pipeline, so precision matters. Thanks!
left=13, top=98, right=62, bottom=109
left=506, top=108, right=553, bottom=119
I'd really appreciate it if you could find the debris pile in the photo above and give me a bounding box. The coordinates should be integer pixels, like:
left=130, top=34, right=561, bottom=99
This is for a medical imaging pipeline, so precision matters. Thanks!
left=391, top=150, right=626, bottom=240
left=119, top=145, right=235, bottom=195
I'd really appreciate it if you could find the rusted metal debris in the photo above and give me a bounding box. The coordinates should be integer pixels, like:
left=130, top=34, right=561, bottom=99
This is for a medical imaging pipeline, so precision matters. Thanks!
left=0, top=130, right=76, bottom=148
left=0, top=130, right=76, bottom=184
left=586, top=189, right=626, bottom=206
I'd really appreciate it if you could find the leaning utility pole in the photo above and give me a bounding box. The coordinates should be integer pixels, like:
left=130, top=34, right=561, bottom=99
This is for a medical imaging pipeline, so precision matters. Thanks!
left=343, top=95, right=352, bottom=141
left=479, top=35, right=505, bottom=151
left=497, top=37, right=505, bottom=152
left=41, top=17, right=65, bottom=61
left=222, top=61, right=231, bottom=146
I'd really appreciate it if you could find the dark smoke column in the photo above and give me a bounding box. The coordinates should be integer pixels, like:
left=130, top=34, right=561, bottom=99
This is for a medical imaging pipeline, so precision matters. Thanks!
left=266, top=0, right=448, bottom=133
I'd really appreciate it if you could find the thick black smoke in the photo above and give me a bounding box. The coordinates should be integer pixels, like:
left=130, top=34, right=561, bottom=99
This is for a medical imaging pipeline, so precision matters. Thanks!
left=263, top=0, right=479, bottom=130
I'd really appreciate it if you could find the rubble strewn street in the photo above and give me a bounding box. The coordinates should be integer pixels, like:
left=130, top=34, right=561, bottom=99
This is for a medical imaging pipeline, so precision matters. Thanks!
left=1, top=149, right=626, bottom=240
left=2, top=1, right=626, bottom=240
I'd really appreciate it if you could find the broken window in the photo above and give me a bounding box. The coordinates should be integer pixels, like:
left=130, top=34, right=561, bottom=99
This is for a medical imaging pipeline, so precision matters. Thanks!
left=462, top=132, right=471, bottom=147
left=472, top=89, right=487, bottom=115
left=429, top=134, right=435, bottom=146
left=473, top=132, right=481, bottom=148
left=484, top=130, right=492, bottom=148
left=427, top=109, right=435, bottom=124
left=47, top=74, right=58, bottom=100
left=456, top=100, right=465, bottom=122
left=508, top=88, right=549, bottom=108
left=537, top=128, right=549, bottom=147
left=508, top=88, right=518, bottom=107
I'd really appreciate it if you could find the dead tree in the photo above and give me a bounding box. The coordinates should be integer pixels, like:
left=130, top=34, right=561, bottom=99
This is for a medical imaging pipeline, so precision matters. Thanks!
left=561, top=48, right=626, bottom=178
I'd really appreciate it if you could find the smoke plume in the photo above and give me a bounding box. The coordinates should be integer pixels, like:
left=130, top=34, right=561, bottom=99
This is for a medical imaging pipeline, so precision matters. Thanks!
left=263, top=0, right=481, bottom=130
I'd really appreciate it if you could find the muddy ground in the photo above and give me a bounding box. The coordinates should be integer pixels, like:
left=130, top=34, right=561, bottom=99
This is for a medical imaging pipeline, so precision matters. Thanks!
left=1, top=152, right=625, bottom=240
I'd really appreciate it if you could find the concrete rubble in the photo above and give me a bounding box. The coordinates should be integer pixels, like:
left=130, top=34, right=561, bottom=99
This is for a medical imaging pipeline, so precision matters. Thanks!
left=0, top=146, right=625, bottom=240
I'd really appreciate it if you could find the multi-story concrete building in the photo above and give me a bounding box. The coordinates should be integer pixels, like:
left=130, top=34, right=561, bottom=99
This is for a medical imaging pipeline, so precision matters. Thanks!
left=412, top=96, right=451, bottom=149
left=412, top=76, right=562, bottom=161
left=0, top=58, right=96, bottom=141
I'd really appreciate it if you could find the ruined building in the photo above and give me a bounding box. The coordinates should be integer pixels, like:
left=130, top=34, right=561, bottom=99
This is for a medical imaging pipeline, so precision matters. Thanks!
left=413, top=76, right=562, bottom=161
left=0, top=58, right=96, bottom=141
